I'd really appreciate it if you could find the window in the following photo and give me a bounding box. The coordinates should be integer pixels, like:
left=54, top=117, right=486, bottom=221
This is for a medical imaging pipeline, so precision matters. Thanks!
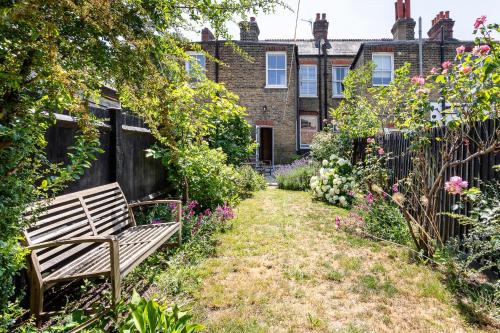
left=266, top=52, right=287, bottom=88
left=299, top=65, right=317, bottom=97
left=300, top=115, right=318, bottom=149
left=332, top=67, right=348, bottom=97
left=372, top=53, right=393, bottom=86
left=186, top=52, right=206, bottom=79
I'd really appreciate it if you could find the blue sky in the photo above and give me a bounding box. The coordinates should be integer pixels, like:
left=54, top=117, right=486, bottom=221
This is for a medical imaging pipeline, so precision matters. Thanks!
left=186, top=0, right=500, bottom=41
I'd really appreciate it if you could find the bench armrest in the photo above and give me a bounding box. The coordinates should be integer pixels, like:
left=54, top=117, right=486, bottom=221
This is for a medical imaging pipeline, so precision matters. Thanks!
left=28, top=235, right=118, bottom=250
left=128, top=200, right=182, bottom=223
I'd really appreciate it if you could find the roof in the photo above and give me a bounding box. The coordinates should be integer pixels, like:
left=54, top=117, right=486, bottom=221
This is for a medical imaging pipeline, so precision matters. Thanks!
left=265, top=39, right=391, bottom=56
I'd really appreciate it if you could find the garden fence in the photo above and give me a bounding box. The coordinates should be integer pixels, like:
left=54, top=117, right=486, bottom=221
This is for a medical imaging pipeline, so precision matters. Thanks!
left=46, top=105, right=169, bottom=202
left=352, top=119, right=499, bottom=241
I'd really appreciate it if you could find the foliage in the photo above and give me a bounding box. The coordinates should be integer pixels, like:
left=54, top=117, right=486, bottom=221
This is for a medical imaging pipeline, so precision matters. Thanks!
left=207, top=114, right=256, bottom=166
left=234, top=165, right=267, bottom=198
left=310, top=155, right=355, bottom=207
left=363, top=199, right=411, bottom=245
left=119, top=292, right=204, bottom=333
left=275, top=158, right=317, bottom=191
left=310, top=130, right=352, bottom=161
left=354, top=139, right=390, bottom=194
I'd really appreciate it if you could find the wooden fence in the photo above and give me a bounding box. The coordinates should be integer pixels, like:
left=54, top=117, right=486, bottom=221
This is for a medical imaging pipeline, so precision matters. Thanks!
left=46, top=105, right=169, bottom=202
left=352, top=119, right=499, bottom=241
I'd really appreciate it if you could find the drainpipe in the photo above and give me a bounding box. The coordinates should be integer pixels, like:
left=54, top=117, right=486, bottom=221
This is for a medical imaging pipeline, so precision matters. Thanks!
left=317, top=42, right=323, bottom=130
left=440, top=25, right=445, bottom=111
left=418, top=17, right=423, bottom=76
left=215, top=39, right=220, bottom=83
left=322, top=42, right=329, bottom=121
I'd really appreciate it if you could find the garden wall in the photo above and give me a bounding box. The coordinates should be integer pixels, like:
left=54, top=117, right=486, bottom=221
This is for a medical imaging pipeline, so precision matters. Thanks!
left=46, top=106, right=169, bottom=202
left=352, top=119, right=499, bottom=241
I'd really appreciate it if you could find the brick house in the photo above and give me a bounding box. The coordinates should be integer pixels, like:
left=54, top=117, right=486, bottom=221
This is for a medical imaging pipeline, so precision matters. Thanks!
left=191, top=0, right=473, bottom=165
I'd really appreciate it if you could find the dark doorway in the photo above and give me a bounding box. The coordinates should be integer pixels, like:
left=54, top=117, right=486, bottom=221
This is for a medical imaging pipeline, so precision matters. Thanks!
left=259, top=127, right=273, bottom=165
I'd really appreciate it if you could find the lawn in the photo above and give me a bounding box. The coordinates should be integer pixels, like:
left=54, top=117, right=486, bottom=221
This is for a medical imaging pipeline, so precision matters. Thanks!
left=151, top=188, right=490, bottom=332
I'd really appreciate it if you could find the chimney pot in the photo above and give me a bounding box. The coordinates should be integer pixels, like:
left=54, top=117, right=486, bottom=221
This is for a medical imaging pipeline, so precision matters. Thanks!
left=316, top=13, right=320, bottom=21
left=201, top=27, right=215, bottom=42
left=428, top=11, right=454, bottom=40
left=250, top=17, right=256, bottom=22
left=405, top=0, right=411, bottom=18
left=313, top=13, right=329, bottom=43
left=322, top=13, right=326, bottom=20
left=445, top=11, right=449, bottom=18
left=239, top=17, right=260, bottom=41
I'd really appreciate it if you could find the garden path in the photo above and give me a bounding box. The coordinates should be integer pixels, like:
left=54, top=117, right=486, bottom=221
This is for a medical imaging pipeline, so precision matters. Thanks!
left=155, top=188, right=489, bottom=333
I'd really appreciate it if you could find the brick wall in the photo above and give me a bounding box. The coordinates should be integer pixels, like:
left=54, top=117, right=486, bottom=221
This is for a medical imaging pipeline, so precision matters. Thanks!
left=201, top=41, right=298, bottom=164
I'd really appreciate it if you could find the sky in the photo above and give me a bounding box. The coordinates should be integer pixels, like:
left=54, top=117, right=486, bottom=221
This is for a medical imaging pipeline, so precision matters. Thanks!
left=186, top=0, right=500, bottom=41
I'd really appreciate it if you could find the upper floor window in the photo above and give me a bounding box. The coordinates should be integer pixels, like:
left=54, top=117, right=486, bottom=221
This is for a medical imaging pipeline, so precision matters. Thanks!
left=266, top=52, right=287, bottom=88
left=299, top=65, right=317, bottom=97
left=332, top=67, right=348, bottom=97
left=372, top=53, right=393, bottom=86
left=186, top=52, right=206, bottom=79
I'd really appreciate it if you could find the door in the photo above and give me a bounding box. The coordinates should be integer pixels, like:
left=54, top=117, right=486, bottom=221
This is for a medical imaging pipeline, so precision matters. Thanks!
left=259, top=127, right=273, bottom=166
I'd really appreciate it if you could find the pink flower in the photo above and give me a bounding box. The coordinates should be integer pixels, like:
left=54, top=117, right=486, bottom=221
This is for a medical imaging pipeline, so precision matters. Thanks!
left=411, top=76, right=425, bottom=86
left=151, top=219, right=162, bottom=225
left=459, top=65, right=472, bottom=74
left=367, top=138, right=375, bottom=144
left=378, top=147, right=384, bottom=155
left=365, top=192, right=374, bottom=205
left=444, top=176, right=468, bottom=195
left=335, top=216, right=341, bottom=229
left=416, top=88, right=430, bottom=95
left=430, top=67, right=439, bottom=74
left=392, top=183, right=399, bottom=193
left=456, top=45, right=466, bottom=55
left=472, top=45, right=490, bottom=57
left=348, top=190, right=355, bottom=197
left=442, top=61, right=452, bottom=70
left=474, top=15, right=486, bottom=29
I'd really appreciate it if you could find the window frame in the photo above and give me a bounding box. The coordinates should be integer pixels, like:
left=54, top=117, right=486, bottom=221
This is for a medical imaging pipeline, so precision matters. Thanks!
left=266, top=51, right=287, bottom=88
left=185, top=52, right=206, bottom=78
left=371, top=52, right=394, bottom=86
left=299, top=64, right=317, bottom=97
left=299, top=114, right=318, bottom=149
left=332, top=66, right=349, bottom=98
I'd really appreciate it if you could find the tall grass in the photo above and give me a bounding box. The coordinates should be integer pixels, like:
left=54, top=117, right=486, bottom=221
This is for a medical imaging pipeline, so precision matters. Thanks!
left=275, top=159, right=317, bottom=191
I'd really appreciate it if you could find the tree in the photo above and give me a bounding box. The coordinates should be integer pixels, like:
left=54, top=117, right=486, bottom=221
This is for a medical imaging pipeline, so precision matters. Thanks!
left=0, top=0, right=285, bottom=324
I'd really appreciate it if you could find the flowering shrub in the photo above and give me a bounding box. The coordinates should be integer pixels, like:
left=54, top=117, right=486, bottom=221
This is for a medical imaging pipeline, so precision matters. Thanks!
left=309, top=155, right=355, bottom=207
left=354, top=138, right=390, bottom=195
left=275, top=158, right=318, bottom=191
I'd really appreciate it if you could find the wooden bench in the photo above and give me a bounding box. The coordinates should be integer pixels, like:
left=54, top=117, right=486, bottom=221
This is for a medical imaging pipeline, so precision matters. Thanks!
left=22, top=182, right=182, bottom=319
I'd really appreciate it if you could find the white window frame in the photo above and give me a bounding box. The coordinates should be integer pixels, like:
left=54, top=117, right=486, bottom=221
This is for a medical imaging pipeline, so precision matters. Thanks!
left=266, top=51, right=287, bottom=88
left=299, top=64, right=317, bottom=97
left=185, top=52, right=206, bottom=78
left=332, top=66, right=349, bottom=97
left=372, top=52, right=394, bottom=86
left=299, top=114, right=318, bottom=149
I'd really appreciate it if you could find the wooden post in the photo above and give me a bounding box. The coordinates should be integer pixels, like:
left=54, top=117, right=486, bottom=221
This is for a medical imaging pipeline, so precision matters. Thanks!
left=108, top=107, right=123, bottom=184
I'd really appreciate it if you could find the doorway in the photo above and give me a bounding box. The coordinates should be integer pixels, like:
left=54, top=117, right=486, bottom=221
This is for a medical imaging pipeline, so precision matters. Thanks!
left=258, top=127, right=273, bottom=166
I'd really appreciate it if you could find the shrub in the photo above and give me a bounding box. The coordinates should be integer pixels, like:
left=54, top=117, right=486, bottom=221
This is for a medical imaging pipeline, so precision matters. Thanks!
left=310, top=130, right=352, bottom=162
left=363, top=199, right=411, bottom=245
left=309, top=155, right=355, bottom=207
left=234, top=165, right=267, bottom=198
left=275, top=159, right=317, bottom=191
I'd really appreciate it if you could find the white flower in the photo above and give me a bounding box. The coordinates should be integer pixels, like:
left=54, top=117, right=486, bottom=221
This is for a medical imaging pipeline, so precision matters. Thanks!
left=330, top=154, right=336, bottom=160
left=322, top=159, right=328, bottom=166
left=339, top=196, right=347, bottom=206
left=322, top=185, right=330, bottom=192
left=332, top=195, right=339, bottom=202
left=329, top=188, right=335, bottom=196
left=334, top=187, right=340, bottom=195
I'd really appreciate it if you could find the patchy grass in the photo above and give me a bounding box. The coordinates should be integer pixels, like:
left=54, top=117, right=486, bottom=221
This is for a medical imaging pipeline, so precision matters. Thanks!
left=151, top=188, right=493, bottom=332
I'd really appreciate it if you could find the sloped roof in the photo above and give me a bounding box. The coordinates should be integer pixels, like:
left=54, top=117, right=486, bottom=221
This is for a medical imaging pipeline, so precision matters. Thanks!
left=265, top=39, right=391, bottom=56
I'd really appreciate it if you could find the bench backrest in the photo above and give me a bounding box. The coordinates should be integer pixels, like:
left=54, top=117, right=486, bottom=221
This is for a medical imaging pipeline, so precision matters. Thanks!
left=23, top=183, right=132, bottom=277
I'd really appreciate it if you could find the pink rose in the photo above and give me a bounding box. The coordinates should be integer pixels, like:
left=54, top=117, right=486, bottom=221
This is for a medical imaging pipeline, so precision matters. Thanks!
left=411, top=76, right=425, bottom=86
left=445, top=176, right=468, bottom=195
left=459, top=65, right=472, bottom=74
left=456, top=45, right=466, bottom=55
left=474, top=15, right=486, bottom=29
left=378, top=147, right=385, bottom=155
left=442, top=61, right=452, bottom=70
left=479, top=44, right=491, bottom=55
left=367, top=138, right=375, bottom=144
left=430, top=67, right=439, bottom=74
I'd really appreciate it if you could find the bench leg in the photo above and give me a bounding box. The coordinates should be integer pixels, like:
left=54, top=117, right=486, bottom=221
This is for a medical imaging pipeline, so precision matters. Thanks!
left=178, top=227, right=182, bottom=246
left=30, top=281, right=44, bottom=327
left=109, top=240, right=121, bottom=308
left=111, top=274, right=121, bottom=307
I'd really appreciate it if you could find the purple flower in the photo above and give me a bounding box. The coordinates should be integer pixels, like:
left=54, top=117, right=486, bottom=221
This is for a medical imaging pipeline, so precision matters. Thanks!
left=151, top=219, right=161, bottom=225
left=392, top=183, right=398, bottom=193
left=274, top=158, right=310, bottom=177
left=168, top=203, right=178, bottom=210
left=204, top=208, right=212, bottom=216
left=335, top=216, right=341, bottom=229
left=187, top=200, right=198, bottom=210
left=215, top=203, right=234, bottom=221
left=365, top=193, right=374, bottom=205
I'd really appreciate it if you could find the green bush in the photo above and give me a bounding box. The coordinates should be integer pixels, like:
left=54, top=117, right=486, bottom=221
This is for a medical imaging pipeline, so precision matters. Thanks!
left=234, top=165, right=267, bottom=198
left=364, top=199, right=411, bottom=245
left=275, top=159, right=317, bottom=191
left=310, top=130, right=352, bottom=162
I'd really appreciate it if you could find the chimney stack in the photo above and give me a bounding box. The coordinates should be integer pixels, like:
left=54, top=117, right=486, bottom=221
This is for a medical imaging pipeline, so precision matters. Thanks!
left=428, top=11, right=455, bottom=40
left=239, top=17, right=260, bottom=41
left=313, top=13, right=329, bottom=44
left=391, top=0, right=415, bottom=40
left=201, top=28, right=215, bottom=42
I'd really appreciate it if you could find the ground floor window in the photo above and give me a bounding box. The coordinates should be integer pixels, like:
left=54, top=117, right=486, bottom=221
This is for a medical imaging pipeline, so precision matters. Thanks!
left=300, top=115, right=318, bottom=149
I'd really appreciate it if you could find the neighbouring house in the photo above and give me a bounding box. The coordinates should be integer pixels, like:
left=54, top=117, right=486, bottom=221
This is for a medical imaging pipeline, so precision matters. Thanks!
left=190, top=0, right=473, bottom=165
